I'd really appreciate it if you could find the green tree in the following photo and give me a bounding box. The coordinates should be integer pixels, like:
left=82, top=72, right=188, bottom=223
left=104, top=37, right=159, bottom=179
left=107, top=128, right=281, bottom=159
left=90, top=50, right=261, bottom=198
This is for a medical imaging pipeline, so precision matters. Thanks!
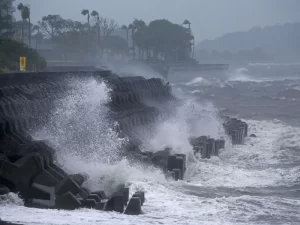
left=91, top=10, right=100, bottom=51
left=81, top=9, right=90, bottom=28
left=183, top=19, right=193, bottom=58
left=128, top=23, right=135, bottom=58
left=183, top=19, right=191, bottom=31
left=37, top=14, right=64, bottom=39
left=121, top=25, right=129, bottom=47
left=131, top=19, right=148, bottom=59
left=102, top=35, right=128, bottom=54
left=17, top=3, right=31, bottom=45
left=0, top=0, right=14, bottom=38
left=0, top=38, right=47, bottom=72
left=17, top=3, right=25, bottom=41
left=146, top=19, right=193, bottom=61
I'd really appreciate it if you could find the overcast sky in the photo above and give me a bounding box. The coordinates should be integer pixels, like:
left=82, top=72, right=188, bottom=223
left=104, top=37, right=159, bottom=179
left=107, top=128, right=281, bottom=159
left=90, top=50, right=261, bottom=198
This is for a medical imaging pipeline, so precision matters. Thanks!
left=14, top=0, right=300, bottom=42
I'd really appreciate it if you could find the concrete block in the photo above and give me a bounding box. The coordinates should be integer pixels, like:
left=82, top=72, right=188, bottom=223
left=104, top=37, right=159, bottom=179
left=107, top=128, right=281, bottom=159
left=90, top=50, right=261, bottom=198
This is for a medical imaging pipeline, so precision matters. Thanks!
left=124, top=197, right=142, bottom=215
left=55, top=191, right=81, bottom=210
left=105, top=193, right=124, bottom=213
left=55, top=178, right=81, bottom=197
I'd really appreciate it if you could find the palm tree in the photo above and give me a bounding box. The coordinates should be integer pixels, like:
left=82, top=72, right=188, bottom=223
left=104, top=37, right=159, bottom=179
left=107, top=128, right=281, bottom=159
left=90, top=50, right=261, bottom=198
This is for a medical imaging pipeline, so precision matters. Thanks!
left=32, top=25, right=41, bottom=49
left=81, top=9, right=90, bottom=57
left=128, top=23, right=135, bottom=59
left=121, top=25, right=129, bottom=47
left=17, top=3, right=24, bottom=41
left=17, top=3, right=31, bottom=46
left=24, top=5, right=31, bottom=47
left=183, top=19, right=191, bottom=31
left=81, top=9, right=90, bottom=28
left=183, top=19, right=193, bottom=59
left=91, top=10, right=100, bottom=55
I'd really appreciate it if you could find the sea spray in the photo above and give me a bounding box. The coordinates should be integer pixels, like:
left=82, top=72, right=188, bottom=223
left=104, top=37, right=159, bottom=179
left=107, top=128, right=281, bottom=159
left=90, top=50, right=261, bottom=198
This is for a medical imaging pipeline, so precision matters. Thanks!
left=30, top=77, right=170, bottom=194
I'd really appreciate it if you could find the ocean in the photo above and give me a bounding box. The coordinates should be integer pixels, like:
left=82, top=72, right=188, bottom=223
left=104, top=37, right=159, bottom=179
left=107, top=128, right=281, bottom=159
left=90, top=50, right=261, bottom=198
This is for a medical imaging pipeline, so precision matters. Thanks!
left=1, top=62, right=300, bottom=225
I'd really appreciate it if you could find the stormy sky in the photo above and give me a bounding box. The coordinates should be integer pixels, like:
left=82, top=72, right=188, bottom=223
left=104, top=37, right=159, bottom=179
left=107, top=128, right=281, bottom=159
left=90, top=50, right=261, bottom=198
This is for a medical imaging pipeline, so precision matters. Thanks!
left=14, top=0, right=300, bottom=42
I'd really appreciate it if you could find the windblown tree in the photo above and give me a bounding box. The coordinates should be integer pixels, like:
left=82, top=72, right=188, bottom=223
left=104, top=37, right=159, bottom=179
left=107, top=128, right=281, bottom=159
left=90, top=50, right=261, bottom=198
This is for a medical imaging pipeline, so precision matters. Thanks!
left=91, top=10, right=100, bottom=51
left=183, top=19, right=191, bottom=31
left=131, top=19, right=193, bottom=61
left=128, top=23, right=135, bottom=58
left=131, top=19, right=149, bottom=59
left=0, top=0, right=14, bottom=38
left=81, top=9, right=90, bottom=28
left=37, top=14, right=65, bottom=39
left=102, top=35, right=128, bottom=56
left=99, top=17, right=118, bottom=38
left=121, top=25, right=129, bottom=47
left=0, top=38, right=47, bottom=72
left=17, top=3, right=31, bottom=45
left=183, top=19, right=194, bottom=58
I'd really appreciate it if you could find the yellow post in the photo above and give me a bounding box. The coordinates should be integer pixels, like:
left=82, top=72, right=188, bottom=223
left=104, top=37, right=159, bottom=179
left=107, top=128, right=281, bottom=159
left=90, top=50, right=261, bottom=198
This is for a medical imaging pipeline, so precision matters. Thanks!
left=20, top=57, right=26, bottom=72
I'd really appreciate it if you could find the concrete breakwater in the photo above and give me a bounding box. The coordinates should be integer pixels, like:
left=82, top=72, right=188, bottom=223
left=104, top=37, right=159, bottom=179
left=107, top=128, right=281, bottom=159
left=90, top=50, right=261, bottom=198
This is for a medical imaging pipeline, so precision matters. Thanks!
left=0, top=70, right=248, bottom=215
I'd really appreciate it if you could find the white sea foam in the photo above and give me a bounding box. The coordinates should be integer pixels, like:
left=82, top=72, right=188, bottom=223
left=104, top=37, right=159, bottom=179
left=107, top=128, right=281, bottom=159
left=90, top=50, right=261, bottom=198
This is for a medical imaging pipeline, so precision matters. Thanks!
left=2, top=116, right=300, bottom=224
left=3, top=76, right=300, bottom=224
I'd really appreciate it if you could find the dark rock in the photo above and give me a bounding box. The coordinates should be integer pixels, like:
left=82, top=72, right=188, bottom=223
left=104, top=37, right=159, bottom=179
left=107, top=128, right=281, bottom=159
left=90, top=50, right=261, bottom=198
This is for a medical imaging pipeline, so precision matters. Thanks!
left=84, top=199, right=97, bottom=208
left=0, top=185, right=10, bottom=195
left=173, top=169, right=181, bottom=181
left=55, top=191, right=81, bottom=210
left=167, top=155, right=185, bottom=180
left=91, top=190, right=106, bottom=200
left=46, top=165, right=65, bottom=181
left=77, top=188, right=90, bottom=200
left=105, top=193, right=124, bottom=213
left=133, top=191, right=145, bottom=205
left=87, top=193, right=101, bottom=203
left=95, top=201, right=106, bottom=211
left=124, top=197, right=142, bottom=215
left=55, top=178, right=81, bottom=196
left=250, top=134, right=257, bottom=138
left=0, top=154, right=44, bottom=199
left=69, top=174, right=85, bottom=186
left=51, top=164, right=69, bottom=178
left=23, top=141, right=55, bottom=165
left=26, top=184, right=55, bottom=208
left=215, top=139, right=225, bottom=155
left=29, top=183, right=51, bottom=200
left=151, top=148, right=171, bottom=169
left=33, top=169, right=59, bottom=187
left=0, top=219, right=24, bottom=225
left=122, top=187, right=130, bottom=205
left=77, top=198, right=85, bottom=206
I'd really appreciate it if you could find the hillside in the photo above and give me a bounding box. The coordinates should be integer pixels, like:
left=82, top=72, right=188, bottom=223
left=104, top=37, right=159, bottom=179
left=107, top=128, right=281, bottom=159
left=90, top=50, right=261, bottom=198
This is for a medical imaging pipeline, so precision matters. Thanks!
left=196, top=22, right=300, bottom=62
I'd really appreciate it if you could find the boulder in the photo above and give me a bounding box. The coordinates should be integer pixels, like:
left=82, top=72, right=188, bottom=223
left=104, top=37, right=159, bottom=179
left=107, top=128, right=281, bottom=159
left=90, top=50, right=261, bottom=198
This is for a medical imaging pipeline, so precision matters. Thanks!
left=250, top=134, right=257, bottom=138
